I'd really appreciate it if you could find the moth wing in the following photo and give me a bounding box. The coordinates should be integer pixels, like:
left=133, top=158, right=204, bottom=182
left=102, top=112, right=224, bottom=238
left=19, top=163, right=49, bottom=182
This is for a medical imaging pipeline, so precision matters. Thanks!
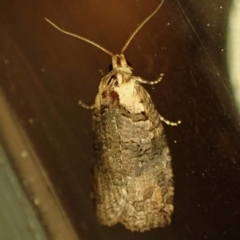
left=92, top=109, right=126, bottom=226
left=115, top=81, right=174, bottom=231
left=92, top=77, right=174, bottom=231
left=93, top=164, right=126, bottom=226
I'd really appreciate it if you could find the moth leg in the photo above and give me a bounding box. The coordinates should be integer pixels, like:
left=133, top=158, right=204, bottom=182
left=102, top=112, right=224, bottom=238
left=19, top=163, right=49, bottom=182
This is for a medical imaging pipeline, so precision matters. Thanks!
left=78, top=100, right=95, bottom=110
left=159, top=114, right=181, bottom=126
left=136, top=73, right=164, bottom=85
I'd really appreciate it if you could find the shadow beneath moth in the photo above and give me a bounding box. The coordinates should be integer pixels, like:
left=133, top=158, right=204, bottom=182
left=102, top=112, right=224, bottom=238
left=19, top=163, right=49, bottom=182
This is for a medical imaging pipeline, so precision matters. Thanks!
left=45, top=0, right=181, bottom=232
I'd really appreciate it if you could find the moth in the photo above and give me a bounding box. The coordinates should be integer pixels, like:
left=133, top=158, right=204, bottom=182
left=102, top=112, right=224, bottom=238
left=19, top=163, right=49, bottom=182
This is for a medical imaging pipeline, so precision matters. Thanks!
left=45, top=0, right=181, bottom=232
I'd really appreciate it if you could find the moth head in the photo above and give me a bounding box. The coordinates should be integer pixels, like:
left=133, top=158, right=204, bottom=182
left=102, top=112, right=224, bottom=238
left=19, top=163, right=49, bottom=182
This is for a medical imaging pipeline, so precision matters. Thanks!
left=111, top=54, right=132, bottom=73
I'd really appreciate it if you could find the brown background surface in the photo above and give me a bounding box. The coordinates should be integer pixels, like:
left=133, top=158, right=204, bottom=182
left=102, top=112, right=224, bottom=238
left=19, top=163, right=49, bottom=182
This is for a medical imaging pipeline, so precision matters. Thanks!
left=0, top=0, right=240, bottom=239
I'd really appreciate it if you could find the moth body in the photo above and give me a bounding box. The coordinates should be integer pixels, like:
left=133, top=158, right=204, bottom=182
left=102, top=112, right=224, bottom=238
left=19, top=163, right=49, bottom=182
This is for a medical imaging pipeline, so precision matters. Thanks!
left=45, top=0, right=181, bottom=232
left=92, top=54, right=174, bottom=231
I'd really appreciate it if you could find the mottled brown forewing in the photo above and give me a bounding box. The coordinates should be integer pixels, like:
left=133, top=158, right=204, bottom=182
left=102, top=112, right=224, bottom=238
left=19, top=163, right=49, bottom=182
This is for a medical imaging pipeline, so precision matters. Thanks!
left=92, top=66, right=174, bottom=232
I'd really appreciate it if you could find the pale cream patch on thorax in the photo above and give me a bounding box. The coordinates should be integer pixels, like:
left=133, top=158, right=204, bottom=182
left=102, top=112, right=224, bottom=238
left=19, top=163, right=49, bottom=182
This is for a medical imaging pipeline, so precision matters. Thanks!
left=115, top=79, right=145, bottom=113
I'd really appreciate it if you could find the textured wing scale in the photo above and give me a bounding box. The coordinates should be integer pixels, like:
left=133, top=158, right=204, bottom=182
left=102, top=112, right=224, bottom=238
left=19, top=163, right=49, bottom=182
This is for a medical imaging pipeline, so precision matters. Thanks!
left=92, top=75, right=174, bottom=232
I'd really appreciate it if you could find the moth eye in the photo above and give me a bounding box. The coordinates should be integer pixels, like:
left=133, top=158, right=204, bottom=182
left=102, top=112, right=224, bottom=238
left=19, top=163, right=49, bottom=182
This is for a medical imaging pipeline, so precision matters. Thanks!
left=126, top=60, right=132, bottom=68
left=108, top=63, right=113, bottom=72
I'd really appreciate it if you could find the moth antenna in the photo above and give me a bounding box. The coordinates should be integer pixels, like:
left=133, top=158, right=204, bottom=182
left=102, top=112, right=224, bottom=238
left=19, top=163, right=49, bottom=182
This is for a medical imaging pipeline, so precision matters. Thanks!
left=45, top=18, right=114, bottom=57
left=121, top=0, right=165, bottom=54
